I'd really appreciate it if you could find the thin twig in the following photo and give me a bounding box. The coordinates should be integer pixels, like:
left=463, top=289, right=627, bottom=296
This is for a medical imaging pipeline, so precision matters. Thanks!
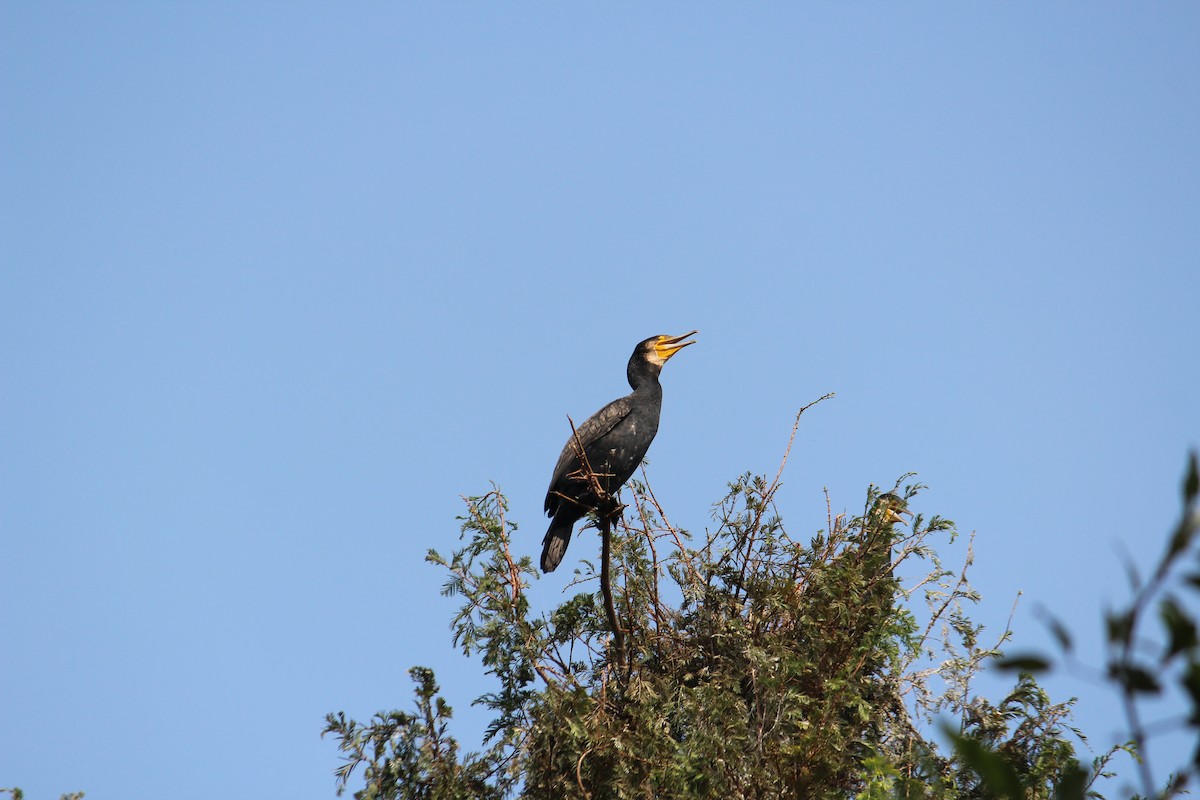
left=630, top=487, right=668, bottom=633
left=767, top=392, right=835, bottom=496
left=496, top=497, right=521, bottom=605
left=564, top=414, right=627, bottom=678
left=575, top=748, right=593, bottom=800
left=639, top=463, right=703, bottom=588
left=735, top=394, right=835, bottom=603
left=601, top=512, right=627, bottom=674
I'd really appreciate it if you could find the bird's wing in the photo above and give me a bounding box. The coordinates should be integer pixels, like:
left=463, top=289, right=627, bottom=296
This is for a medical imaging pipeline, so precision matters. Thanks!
left=545, top=394, right=634, bottom=513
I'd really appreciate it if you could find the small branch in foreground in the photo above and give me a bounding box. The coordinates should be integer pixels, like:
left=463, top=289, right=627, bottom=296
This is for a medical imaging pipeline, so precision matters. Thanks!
left=600, top=510, right=626, bottom=675
left=566, top=414, right=627, bottom=678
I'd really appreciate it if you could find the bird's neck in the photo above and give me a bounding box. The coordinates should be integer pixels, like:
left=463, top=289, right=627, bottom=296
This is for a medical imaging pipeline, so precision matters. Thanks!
left=627, top=362, right=663, bottom=393
left=628, top=371, right=663, bottom=398
left=631, top=379, right=663, bottom=401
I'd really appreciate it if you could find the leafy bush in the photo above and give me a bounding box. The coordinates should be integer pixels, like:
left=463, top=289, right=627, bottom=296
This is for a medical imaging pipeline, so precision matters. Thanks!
left=325, top=412, right=1197, bottom=799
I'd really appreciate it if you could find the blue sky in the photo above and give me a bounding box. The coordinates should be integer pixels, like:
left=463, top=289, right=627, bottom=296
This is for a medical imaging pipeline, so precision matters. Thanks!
left=2, top=4, right=1197, bottom=798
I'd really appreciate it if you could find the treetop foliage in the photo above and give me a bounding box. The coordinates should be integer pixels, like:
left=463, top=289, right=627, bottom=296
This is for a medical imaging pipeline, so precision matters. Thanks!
left=324, top=408, right=1199, bottom=800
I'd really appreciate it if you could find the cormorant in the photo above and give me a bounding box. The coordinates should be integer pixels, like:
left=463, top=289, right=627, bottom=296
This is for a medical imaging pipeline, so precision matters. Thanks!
left=541, top=331, right=697, bottom=573
left=865, top=492, right=912, bottom=578
left=869, top=493, right=912, bottom=533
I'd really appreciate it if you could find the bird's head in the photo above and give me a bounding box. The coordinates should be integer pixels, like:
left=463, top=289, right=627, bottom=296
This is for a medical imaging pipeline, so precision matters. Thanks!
left=873, top=493, right=913, bottom=527
left=626, top=331, right=697, bottom=389
left=640, top=331, right=698, bottom=367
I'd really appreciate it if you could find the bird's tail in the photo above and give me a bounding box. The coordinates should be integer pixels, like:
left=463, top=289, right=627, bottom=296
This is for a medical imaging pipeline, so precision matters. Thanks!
left=540, top=514, right=575, bottom=573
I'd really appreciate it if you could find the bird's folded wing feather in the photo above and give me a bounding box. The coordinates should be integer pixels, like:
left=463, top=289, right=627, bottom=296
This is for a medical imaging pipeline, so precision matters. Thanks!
left=546, top=395, right=633, bottom=498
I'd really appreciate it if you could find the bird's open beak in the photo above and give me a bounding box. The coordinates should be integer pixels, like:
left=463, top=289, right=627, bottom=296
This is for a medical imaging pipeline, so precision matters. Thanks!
left=888, top=508, right=914, bottom=527
left=657, top=330, right=698, bottom=360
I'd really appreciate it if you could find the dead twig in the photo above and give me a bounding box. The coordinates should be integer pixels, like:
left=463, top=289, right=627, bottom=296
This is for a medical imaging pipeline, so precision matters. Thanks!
left=565, top=415, right=627, bottom=678
left=575, top=748, right=594, bottom=800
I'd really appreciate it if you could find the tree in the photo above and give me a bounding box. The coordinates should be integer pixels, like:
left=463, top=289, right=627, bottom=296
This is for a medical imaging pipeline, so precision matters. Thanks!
left=987, top=451, right=1200, bottom=799
left=325, top=406, right=1194, bottom=799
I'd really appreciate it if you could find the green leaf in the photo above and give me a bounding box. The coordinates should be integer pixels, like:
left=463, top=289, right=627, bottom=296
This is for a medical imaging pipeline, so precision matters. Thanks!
left=1053, top=761, right=1089, bottom=800
left=1042, top=610, right=1074, bottom=654
left=1109, top=664, right=1162, bottom=694
left=1161, top=596, right=1199, bottom=662
left=1167, top=516, right=1196, bottom=562
left=995, top=654, right=1051, bottom=673
left=1120, top=553, right=1142, bottom=593
left=1106, top=610, right=1133, bottom=646
left=1181, top=660, right=1200, bottom=724
left=1170, top=452, right=1200, bottom=559
left=1185, top=451, right=1199, bottom=504
left=950, top=729, right=1024, bottom=799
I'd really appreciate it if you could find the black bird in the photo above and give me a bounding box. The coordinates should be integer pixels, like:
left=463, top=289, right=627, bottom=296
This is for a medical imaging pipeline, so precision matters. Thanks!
left=541, top=331, right=697, bottom=573
left=869, top=492, right=912, bottom=534
left=865, top=492, right=912, bottom=578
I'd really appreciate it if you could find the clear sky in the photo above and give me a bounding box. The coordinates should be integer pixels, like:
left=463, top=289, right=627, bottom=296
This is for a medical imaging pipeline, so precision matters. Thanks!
left=2, top=4, right=1197, bottom=798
